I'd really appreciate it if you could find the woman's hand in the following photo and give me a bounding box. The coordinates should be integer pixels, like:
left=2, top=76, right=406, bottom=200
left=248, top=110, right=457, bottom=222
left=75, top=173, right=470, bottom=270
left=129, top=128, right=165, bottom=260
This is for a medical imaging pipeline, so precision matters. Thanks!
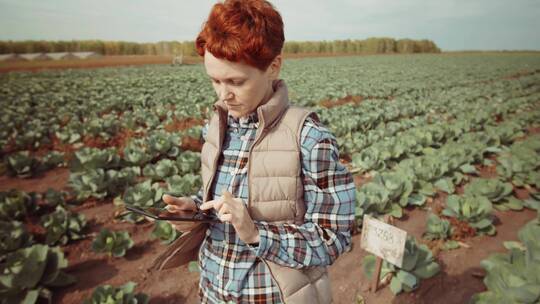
left=200, top=190, right=260, bottom=244
left=162, top=194, right=200, bottom=233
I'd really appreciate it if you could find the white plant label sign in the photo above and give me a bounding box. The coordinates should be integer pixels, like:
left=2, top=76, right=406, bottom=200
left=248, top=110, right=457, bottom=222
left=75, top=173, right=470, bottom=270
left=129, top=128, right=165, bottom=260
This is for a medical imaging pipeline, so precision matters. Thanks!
left=360, top=215, right=407, bottom=268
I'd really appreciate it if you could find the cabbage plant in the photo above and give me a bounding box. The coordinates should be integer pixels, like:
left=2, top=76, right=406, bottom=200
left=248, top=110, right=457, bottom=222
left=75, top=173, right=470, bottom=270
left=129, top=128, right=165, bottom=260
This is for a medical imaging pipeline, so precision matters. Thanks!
left=5, top=151, right=41, bottom=178
left=442, top=194, right=496, bottom=236
left=70, top=147, right=120, bottom=172
left=363, top=237, right=440, bottom=295
left=143, top=159, right=178, bottom=181
left=0, top=220, right=33, bottom=256
left=471, top=218, right=540, bottom=303
left=0, top=244, right=76, bottom=304
left=151, top=221, right=180, bottom=245
left=464, top=178, right=521, bottom=211
left=497, top=136, right=540, bottom=188
left=42, top=188, right=67, bottom=208
left=123, top=140, right=150, bottom=166
left=423, top=213, right=452, bottom=241
left=104, top=167, right=140, bottom=197
left=68, top=168, right=108, bottom=202
left=40, top=206, right=87, bottom=246
left=176, top=151, right=201, bottom=175
left=165, top=174, right=202, bottom=197
left=146, top=130, right=181, bottom=158
left=40, top=151, right=65, bottom=170
left=121, top=180, right=165, bottom=222
left=91, top=228, right=134, bottom=258
left=0, top=189, right=36, bottom=221
left=83, top=281, right=149, bottom=304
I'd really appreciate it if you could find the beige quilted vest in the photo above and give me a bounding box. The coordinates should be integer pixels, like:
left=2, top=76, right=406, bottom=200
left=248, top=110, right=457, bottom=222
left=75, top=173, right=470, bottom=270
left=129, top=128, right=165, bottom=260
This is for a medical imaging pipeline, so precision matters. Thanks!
left=200, top=80, right=332, bottom=304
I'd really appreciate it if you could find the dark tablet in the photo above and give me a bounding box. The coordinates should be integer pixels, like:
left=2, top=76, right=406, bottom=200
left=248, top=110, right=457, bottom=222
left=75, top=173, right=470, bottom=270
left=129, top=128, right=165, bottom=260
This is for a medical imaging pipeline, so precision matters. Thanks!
left=125, top=205, right=220, bottom=223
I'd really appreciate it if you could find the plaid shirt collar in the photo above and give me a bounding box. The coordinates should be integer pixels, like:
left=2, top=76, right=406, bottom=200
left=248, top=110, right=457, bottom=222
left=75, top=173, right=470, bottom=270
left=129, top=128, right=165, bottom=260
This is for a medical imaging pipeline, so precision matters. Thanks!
left=227, top=112, right=260, bottom=129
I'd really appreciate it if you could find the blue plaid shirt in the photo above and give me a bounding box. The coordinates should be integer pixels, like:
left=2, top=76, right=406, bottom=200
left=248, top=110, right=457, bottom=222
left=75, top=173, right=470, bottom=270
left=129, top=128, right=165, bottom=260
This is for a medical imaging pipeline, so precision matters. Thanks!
left=192, top=110, right=356, bottom=303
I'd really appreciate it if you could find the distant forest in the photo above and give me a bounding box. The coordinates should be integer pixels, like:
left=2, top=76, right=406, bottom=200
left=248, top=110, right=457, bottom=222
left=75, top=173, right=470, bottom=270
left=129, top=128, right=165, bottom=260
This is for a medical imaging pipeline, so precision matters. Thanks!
left=0, top=38, right=440, bottom=56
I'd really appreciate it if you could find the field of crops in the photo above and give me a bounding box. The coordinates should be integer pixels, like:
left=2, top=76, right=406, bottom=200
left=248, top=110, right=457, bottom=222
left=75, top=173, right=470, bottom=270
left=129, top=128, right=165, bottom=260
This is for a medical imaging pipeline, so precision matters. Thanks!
left=1, top=53, right=540, bottom=304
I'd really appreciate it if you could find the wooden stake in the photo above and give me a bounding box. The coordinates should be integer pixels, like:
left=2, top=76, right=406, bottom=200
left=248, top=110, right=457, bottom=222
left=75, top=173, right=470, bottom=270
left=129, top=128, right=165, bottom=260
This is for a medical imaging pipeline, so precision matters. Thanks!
left=371, top=255, right=383, bottom=293
left=371, top=215, right=392, bottom=293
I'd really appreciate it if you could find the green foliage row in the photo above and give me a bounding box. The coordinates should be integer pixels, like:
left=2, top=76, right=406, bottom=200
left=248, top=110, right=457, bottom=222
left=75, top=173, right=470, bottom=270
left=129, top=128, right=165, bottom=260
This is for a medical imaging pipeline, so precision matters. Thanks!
left=354, top=97, right=540, bottom=225
left=5, top=150, right=65, bottom=178
left=471, top=216, right=540, bottom=303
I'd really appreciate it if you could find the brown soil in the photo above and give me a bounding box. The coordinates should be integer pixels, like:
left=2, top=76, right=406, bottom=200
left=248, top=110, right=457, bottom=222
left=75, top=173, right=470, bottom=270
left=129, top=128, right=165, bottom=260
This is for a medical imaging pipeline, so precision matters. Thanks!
left=428, top=191, right=448, bottom=215
left=528, top=126, right=540, bottom=134
left=504, top=69, right=540, bottom=80
left=474, top=161, right=499, bottom=179
left=163, top=117, right=204, bottom=133
left=340, top=153, right=352, bottom=164
left=24, top=214, right=47, bottom=243
left=445, top=217, right=477, bottom=241
left=84, top=129, right=145, bottom=157
left=1, top=164, right=535, bottom=304
left=181, top=136, right=203, bottom=152
left=319, top=95, right=364, bottom=108
left=3, top=53, right=381, bottom=74
left=0, top=55, right=202, bottom=74
left=0, top=167, right=70, bottom=193
left=2, top=125, right=539, bottom=303
left=318, top=94, right=395, bottom=109
left=0, top=53, right=413, bottom=74
left=349, top=207, right=537, bottom=304
left=514, top=187, right=532, bottom=200
left=354, top=172, right=373, bottom=188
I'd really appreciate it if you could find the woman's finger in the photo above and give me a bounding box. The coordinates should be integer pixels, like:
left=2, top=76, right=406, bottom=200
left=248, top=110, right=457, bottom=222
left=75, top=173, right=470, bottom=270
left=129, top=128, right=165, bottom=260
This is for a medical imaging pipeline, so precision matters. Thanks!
left=199, top=200, right=214, bottom=211
left=162, top=194, right=195, bottom=210
left=165, top=205, right=194, bottom=213
left=219, top=213, right=233, bottom=222
left=200, top=199, right=223, bottom=212
left=218, top=203, right=231, bottom=216
left=165, top=205, right=179, bottom=212
left=222, top=190, right=234, bottom=202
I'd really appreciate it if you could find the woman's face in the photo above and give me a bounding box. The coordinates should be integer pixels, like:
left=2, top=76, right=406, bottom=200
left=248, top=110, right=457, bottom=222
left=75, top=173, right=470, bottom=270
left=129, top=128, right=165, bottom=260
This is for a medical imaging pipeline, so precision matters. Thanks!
left=204, top=50, right=281, bottom=119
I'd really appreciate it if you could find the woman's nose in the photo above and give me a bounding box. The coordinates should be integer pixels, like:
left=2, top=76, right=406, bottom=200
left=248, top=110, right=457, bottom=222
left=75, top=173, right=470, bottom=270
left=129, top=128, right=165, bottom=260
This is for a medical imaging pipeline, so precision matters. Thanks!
left=219, top=85, right=233, bottom=101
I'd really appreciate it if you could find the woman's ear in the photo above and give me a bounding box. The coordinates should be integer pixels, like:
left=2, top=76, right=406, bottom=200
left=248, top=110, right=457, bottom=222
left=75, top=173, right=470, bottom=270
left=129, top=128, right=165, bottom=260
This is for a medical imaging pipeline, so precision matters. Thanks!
left=267, top=54, right=282, bottom=79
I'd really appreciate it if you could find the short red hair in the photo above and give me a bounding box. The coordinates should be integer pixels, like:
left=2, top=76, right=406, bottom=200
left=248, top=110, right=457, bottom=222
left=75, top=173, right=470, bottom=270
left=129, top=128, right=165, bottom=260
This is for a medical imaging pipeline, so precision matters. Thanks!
left=195, top=0, right=284, bottom=71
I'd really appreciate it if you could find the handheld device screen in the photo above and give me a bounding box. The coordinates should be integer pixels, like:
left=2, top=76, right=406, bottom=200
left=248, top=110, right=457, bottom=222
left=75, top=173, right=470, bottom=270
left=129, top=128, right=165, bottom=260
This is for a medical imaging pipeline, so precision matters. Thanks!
left=125, top=205, right=220, bottom=223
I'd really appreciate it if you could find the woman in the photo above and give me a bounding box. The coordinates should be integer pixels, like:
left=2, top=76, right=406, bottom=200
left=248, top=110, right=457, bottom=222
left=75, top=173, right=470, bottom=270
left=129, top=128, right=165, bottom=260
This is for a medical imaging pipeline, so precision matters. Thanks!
left=155, top=0, right=356, bottom=303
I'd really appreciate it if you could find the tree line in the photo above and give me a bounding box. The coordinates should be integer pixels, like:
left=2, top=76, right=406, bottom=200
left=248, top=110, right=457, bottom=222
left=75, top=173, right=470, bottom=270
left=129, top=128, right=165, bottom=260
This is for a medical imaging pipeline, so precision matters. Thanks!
left=0, top=38, right=440, bottom=56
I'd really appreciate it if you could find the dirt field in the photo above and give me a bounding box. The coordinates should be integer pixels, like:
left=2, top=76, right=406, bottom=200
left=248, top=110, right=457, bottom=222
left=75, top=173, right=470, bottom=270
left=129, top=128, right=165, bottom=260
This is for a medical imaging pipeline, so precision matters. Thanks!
left=0, top=126, right=538, bottom=303
left=0, top=167, right=536, bottom=304
left=0, top=55, right=202, bottom=73
left=2, top=55, right=539, bottom=303
left=5, top=52, right=537, bottom=74
left=0, top=54, right=366, bottom=74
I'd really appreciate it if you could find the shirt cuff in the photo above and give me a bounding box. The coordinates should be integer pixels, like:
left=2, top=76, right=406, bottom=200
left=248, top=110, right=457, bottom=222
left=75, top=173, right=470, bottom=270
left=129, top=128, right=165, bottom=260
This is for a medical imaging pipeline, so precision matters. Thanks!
left=251, top=222, right=275, bottom=257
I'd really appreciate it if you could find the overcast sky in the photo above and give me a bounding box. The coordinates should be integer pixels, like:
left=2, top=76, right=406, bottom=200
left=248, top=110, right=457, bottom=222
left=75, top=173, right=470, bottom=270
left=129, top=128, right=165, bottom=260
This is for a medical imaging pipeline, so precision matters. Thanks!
left=0, top=0, right=539, bottom=51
